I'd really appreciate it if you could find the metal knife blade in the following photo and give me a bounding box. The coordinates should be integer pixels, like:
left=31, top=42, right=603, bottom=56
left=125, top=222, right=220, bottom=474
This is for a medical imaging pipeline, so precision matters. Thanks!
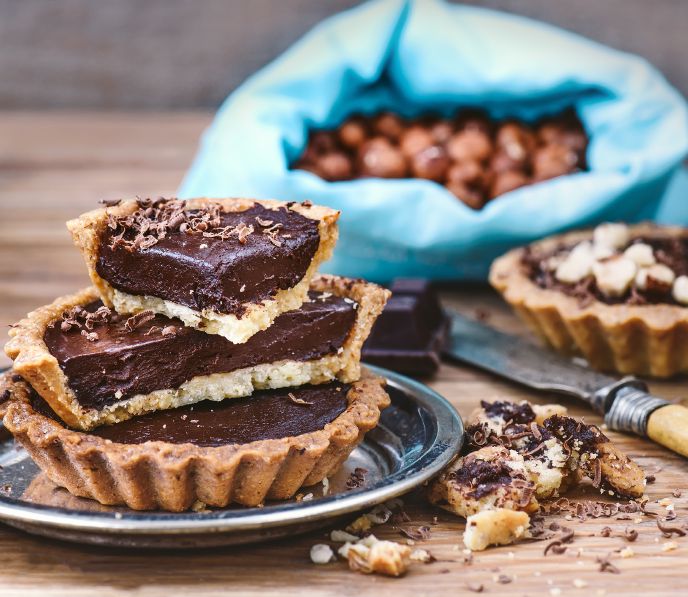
left=442, top=311, right=683, bottom=455
left=443, top=311, right=632, bottom=413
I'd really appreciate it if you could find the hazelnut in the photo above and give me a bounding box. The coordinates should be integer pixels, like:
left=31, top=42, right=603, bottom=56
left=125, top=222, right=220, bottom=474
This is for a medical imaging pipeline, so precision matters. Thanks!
left=411, top=145, right=450, bottom=181
left=309, top=130, right=339, bottom=154
left=495, top=122, right=536, bottom=168
left=399, top=125, right=435, bottom=159
left=455, top=109, right=491, bottom=134
left=430, top=120, right=455, bottom=144
left=339, top=116, right=369, bottom=149
left=446, top=129, right=493, bottom=163
left=318, top=151, right=354, bottom=181
left=358, top=137, right=407, bottom=178
left=447, top=160, right=484, bottom=185
left=446, top=181, right=485, bottom=210
left=538, top=122, right=587, bottom=153
left=532, top=143, right=578, bottom=181
left=373, top=112, right=405, bottom=141
left=490, top=170, right=529, bottom=199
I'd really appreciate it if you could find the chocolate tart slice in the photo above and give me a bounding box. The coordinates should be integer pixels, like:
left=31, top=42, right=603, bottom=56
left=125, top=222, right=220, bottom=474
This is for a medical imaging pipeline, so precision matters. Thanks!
left=67, top=197, right=339, bottom=343
left=490, top=223, right=688, bottom=377
left=6, top=274, right=389, bottom=430
left=2, top=373, right=390, bottom=511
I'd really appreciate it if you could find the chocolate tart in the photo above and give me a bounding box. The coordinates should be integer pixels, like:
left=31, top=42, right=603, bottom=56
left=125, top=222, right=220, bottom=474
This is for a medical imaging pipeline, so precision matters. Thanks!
left=490, top=223, right=688, bottom=377
left=5, top=274, right=389, bottom=431
left=2, top=373, right=390, bottom=511
left=67, top=197, right=339, bottom=343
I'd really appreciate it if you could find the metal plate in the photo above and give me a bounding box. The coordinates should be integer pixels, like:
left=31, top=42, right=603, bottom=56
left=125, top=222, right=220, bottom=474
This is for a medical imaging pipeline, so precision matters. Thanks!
left=0, top=366, right=462, bottom=548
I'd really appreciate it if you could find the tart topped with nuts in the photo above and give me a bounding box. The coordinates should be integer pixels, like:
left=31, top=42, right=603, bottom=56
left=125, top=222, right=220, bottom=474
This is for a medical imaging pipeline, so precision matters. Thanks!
left=490, top=223, right=688, bottom=376
left=67, top=198, right=340, bottom=343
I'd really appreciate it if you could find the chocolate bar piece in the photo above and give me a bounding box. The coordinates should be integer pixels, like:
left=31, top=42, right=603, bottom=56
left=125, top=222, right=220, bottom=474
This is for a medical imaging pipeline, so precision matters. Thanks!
left=362, top=279, right=448, bottom=376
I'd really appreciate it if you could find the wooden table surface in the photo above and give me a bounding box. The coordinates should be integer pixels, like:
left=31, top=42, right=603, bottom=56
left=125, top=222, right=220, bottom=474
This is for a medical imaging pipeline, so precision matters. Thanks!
left=0, top=112, right=686, bottom=596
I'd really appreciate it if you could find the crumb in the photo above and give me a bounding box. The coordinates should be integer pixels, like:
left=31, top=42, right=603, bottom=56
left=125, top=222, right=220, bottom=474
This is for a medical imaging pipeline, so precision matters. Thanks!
left=662, top=541, right=679, bottom=552
left=310, top=544, right=334, bottom=564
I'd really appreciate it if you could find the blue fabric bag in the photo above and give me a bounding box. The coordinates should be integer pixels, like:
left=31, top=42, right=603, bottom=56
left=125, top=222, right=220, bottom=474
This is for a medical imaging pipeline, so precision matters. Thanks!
left=180, top=0, right=688, bottom=282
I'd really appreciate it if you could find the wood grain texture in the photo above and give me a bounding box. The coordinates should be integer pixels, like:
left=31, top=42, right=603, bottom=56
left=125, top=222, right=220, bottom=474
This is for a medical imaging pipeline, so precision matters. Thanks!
left=0, top=112, right=686, bottom=596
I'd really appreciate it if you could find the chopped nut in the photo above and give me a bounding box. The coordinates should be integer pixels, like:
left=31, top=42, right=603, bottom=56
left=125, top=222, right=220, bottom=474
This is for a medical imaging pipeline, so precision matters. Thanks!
left=555, top=241, right=595, bottom=283
left=339, top=535, right=411, bottom=577
left=330, top=529, right=360, bottom=543
left=672, top=275, right=688, bottom=305
left=624, top=243, right=656, bottom=267
left=593, top=222, right=630, bottom=250
left=346, top=514, right=373, bottom=534
left=573, top=578, right=588, bottom=589
left=463, top=509, right=530, bottom=551
left=662, top=541, right=678, bottom=552
left=635, top=263, right=675, bottom=291
left=619, top=546, right=635, bottom=558
left=310, top=544, right=334, bottom=564
left=592, top=256, right=637, bottom=297
left=409, top=548, right=434, bottom=563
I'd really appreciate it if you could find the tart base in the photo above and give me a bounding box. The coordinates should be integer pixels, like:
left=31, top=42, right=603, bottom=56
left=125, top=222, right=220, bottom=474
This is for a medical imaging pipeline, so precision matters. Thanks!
left=5, top=275, right=389, bottom=431
left=490, top=224, right=688, bottom=377
left=3, top=372, right=390, bottom=512
left=67, top=197, right=340, bottom=344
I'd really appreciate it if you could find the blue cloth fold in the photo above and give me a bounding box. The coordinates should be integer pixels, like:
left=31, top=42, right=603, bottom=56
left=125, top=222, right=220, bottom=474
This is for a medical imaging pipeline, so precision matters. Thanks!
left=180, top=0, right=688, bottom=281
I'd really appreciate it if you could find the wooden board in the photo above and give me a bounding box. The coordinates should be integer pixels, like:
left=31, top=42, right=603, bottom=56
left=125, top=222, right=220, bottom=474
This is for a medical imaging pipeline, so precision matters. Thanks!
left=0, top=112, right=686, bottom=596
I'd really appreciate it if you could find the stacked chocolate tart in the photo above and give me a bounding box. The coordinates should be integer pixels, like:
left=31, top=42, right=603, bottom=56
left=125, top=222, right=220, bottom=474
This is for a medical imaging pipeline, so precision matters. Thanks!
left=2, top=198, right=391, bottom=511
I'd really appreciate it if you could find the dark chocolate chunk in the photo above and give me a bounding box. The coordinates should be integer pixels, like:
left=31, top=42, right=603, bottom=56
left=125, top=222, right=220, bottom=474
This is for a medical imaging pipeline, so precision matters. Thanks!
left=362, top=279, right=448, bottom=376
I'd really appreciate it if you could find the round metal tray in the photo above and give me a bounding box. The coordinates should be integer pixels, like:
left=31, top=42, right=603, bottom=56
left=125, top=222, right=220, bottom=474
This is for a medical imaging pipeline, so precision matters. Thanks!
left=0, top=366, right=462, bottom=548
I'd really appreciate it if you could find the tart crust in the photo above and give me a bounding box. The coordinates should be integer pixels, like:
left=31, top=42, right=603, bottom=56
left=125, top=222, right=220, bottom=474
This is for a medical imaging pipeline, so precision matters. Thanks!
left=490, top=224, right=688, bottom=377
left=5, top=274, right=390, bottom=431
left=2, top=372, right=390, bottom=511
left=67, top=198, right=340, bottom=344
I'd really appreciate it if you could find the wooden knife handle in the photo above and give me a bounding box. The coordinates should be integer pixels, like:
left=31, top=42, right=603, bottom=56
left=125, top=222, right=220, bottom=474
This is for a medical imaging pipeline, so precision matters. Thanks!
left=647, top=404, right=688, bottom=458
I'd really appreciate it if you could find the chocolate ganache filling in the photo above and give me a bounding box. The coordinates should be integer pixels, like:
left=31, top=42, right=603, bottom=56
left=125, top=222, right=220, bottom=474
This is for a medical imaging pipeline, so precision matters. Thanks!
left=44, top=292, right=356, bottom=410
left=96, top=202, right=321, bottom=316
left=523, top=237, right=688, bottom=306
left=30, top=383, right=350, bottom=447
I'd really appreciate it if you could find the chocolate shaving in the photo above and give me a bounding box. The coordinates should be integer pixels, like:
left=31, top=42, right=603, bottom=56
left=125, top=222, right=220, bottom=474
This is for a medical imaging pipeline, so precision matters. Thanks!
left=124, top=310, right=155, bottom=332
left=496, top=574, right=512, bottom=584
left=530, top=421, right=542, bottom=440
left=657, top=518, right=686, bottom=538
left=645, top=474, right=656, bottom=485
left=104, top=198, right=259, bottom=252
left=399, top=526, right=431, bottom=542
left=346, top=467, right=367, bottom=490
left=466, top=583, right=483, bottom=593
left=596, top=554, right=620, bottom=574
left=592, top=457, right=602, bottom=488
left=287, top=392, right=313, bottom=406
left=161, top=325, right=177, bottom=337
left=672, top=489, right=682, bottom=498
left=600, top=526, right=612, bottom=537
left=544, top=541, right=568, bottom=556
left=624, top=528, right=638, bottom=542
left=100, top=198, right=122, bottom=207
left=80, top=330, right=99, bottom=342
left=59, top=304, right=113, bottom=333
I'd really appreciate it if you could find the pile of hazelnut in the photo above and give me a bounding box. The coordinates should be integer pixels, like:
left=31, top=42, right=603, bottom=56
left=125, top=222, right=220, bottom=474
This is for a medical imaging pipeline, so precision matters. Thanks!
left=293, top=109, right=588, bottom=210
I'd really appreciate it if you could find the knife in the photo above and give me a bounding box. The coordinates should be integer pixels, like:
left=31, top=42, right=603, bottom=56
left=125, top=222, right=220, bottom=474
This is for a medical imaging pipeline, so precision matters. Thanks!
left=443, top=311, right=688, bottom=458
